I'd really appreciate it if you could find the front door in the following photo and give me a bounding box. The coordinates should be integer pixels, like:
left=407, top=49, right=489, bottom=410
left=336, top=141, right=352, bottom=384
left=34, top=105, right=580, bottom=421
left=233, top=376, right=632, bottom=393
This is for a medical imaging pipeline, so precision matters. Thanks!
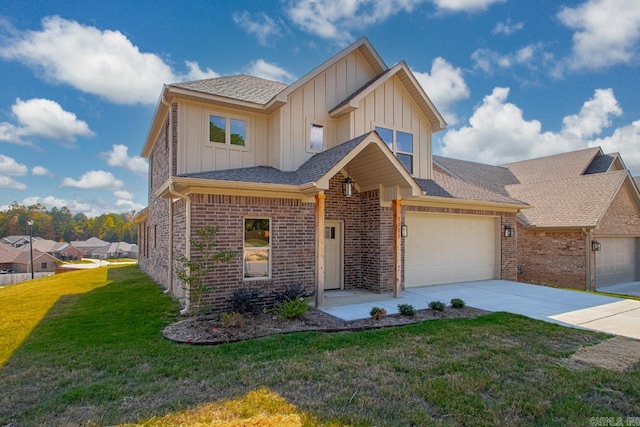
left=324, top=221, right=343, bottom=290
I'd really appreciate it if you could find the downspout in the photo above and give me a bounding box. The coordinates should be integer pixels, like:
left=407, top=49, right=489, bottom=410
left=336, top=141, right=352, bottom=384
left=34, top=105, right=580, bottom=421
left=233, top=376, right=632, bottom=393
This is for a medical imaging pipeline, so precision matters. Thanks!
left=168, top=183, right=191, bottom=315
left=582, top=227, right=592, bottom=291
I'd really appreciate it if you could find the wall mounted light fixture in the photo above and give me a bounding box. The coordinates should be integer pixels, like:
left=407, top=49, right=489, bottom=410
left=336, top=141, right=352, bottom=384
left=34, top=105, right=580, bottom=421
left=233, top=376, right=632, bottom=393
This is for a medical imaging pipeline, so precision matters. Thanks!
left=342, top=176, right=354, bottom=197
left=591, top=240, right=601, bottom=251
left=401, top=223, right=408, bottom=238
left=503, top=225, right=514, bottom=238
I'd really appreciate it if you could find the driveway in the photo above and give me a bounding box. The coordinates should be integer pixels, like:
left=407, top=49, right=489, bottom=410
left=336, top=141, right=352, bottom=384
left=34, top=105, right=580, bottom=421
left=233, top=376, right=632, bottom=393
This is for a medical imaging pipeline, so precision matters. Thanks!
left=321, top=280, right=640, bottom=340
left=597, top=281, right=640, bottom=298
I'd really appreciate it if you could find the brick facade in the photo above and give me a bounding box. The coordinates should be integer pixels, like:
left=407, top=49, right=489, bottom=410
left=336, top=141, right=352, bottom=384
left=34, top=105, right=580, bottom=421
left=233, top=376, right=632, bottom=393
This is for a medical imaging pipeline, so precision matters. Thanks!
left=596, top=184, right=640, bottom=236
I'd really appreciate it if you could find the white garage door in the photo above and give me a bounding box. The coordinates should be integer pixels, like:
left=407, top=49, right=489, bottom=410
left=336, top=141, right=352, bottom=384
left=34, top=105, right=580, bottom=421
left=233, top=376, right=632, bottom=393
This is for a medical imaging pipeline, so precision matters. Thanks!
left=405, top=213, right=498, bottom=287
left=596, top=237, right=637, bottom=288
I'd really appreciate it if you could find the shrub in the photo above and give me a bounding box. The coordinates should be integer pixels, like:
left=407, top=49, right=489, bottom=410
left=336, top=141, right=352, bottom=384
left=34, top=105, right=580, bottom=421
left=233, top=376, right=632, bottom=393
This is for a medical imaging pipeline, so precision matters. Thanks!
left=370, top=306, right=387, bottom=320
left=397, top=303, right=416, bottom=317
left=274, top=297, right=310, bottom=319
left=428, top=300, right=446, bottom=312
left=229, top=287, right=263, bottom=314
left=272, top=284, right=314, bottom=304
left=220, top=311, right=245, bottom=328
left=450, top=298, right=466, bottom=309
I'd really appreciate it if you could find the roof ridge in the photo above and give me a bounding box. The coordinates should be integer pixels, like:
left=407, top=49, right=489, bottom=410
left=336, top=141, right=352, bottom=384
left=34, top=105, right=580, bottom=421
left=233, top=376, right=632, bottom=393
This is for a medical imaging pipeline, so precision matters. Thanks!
left=501, top=146, right=602, bottom=167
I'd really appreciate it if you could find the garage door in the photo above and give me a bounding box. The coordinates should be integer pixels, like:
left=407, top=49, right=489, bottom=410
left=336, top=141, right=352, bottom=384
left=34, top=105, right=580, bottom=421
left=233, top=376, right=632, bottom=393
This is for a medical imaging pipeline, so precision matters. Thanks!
left=404, top=213, right=498, bottom=287
left=596, top=237, right=637, bottom=288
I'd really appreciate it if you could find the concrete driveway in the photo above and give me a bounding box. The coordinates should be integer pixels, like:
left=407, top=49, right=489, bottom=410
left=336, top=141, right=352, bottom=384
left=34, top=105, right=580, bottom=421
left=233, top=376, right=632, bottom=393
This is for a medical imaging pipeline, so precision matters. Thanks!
left=597, top=281, right=640, bottom=298
left=321, top=280, right=640, bottom=340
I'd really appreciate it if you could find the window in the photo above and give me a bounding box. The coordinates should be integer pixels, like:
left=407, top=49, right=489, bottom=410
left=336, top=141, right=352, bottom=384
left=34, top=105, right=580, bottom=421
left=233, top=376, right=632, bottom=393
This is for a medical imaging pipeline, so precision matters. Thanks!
left=209, top=115, right=246, bottom=147
left=244, top=218, right=270, bottom=279
left=309, top=123, right=324, bottom=151
left=41, top=262, right=47, bottom=269
left=375, top=126, right=414, bottom=173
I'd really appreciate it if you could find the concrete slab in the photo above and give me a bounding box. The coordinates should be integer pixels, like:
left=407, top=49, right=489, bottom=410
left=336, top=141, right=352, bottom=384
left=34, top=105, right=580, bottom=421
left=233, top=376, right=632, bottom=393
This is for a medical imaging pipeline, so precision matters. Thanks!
left=320, top=280, right=640, bottom=339
left=597, top=281, right=640, bottom=298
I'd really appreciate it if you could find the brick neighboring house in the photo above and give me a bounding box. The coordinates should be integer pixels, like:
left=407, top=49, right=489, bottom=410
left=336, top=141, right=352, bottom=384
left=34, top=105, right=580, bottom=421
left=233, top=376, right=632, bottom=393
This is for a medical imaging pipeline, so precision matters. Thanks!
left=0, top=243, right=57, bottom=274
left=135, top=37, right=526, bottom=313
left=434, top=147, right=640, bottom=291
left=70, top=237, right=110, bottom=258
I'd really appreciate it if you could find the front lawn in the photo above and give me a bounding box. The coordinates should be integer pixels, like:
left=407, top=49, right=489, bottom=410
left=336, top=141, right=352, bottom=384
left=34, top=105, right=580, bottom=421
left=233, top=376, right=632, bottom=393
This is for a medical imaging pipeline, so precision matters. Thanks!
left=0, top=266, right=638, bottom=426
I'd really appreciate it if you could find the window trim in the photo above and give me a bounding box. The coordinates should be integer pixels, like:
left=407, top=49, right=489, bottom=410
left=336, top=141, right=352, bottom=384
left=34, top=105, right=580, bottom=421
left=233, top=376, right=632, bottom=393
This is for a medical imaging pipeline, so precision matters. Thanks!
left=204, top=111, right=250, bottom=152
left=243, top=217, right=271, bottom=281
left=306, top=119, right=326, bottom=153
left=373, top=123, right=414, bottom=174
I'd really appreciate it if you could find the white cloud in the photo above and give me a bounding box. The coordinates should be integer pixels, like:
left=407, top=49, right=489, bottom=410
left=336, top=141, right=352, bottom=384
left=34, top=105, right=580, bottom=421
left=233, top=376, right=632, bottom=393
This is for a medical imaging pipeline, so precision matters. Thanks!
left=492, top=18, right=524, bottom=35
left=412, top=57, right=470, bottom=125
left=472, top=44, right=544, bottom=74
left=439, top=87, right=640, bottom=174
left=32, top=166, right=49, bottom=176
left=3, top=195, right=139, bottom=217
left=558, top=0, right=640, bottom=70
left=233, top=11, right=282, bottom=46
left=246, top=59, right=296, bottom=83
left=115, top=199, right=145, bottom=212
left=60, top=170, right=124, bottom=190
left=184, top=61, right=220, bottom=81
left=432, top=0, right=506, bottom=12
left=0, top=16, right=220, bottom=105
left=0, top=154, right=28, bottom=176
left=101, top=144, right=148, bottom=175
left=113, top=190, right=134, bottom=200
left=0, top=176, right=26, bottom=190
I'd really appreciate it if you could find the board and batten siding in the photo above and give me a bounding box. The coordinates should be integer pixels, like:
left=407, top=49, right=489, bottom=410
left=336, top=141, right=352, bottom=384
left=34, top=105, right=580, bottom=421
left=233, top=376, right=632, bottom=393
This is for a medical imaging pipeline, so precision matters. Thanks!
left=277, top=50, right=378, bottom=171
left=352, top=75, right=433, bottom=180
left=176, top=101, right=270, bottom=174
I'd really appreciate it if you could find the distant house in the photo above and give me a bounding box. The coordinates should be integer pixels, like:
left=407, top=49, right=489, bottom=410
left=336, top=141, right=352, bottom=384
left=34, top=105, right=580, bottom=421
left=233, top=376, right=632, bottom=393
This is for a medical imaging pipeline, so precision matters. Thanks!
left=70, top=237, right=110, bottom=258
left=92, top=242, right=139, bottom=259
left=1, top=236, right=35, bottom=248
left=0, top=243, right=57, bottom=274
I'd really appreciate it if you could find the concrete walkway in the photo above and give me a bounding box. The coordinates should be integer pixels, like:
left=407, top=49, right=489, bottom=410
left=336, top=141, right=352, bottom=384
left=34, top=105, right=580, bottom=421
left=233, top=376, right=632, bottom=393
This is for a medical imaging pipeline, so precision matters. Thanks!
left=320, top=280, right=640, bottom=340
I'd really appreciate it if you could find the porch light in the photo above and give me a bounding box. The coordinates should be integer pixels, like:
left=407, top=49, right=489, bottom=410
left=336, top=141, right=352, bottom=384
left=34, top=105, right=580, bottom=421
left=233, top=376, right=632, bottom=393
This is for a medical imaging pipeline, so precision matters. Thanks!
left=503, top=225, right=514, bottom=238
left=342, top=176, right=354, bottom=198
left=591, top=240, right=601, bottom=251
left=401, top=223, right=408, bottom=238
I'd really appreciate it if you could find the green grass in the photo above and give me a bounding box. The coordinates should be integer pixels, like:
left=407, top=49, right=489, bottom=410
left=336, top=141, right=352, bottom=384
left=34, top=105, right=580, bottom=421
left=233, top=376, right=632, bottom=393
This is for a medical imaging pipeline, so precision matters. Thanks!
left=1, top=266, right=639, bottom=426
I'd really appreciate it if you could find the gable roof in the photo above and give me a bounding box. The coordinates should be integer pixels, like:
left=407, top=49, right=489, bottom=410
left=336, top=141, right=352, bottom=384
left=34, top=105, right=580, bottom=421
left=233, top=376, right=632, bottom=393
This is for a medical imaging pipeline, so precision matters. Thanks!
left=329, top=61, right=446, bottom=132
left=0, top=244, right=22, bottom=263
left=502, top=147, right=603, bottom=184
left=163, top=132, right=422, bottom=199
left=506, top=170, right=629, bottom=228
left=433, top=155, right=519, bottom=196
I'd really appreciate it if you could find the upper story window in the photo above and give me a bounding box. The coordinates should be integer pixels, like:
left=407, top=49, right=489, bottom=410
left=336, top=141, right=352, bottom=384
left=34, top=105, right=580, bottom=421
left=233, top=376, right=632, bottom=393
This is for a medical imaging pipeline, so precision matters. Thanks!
left=309, top=123, right=324, bottom=151
left=209, top=115, right=246, bottom=147
left=375, top=126, right=414, bottom=173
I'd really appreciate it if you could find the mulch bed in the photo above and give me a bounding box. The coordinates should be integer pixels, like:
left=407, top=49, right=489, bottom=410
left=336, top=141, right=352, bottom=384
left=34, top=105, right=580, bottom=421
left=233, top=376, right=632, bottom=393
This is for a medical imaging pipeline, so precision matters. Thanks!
left=163, top=306, right=490, bottom=345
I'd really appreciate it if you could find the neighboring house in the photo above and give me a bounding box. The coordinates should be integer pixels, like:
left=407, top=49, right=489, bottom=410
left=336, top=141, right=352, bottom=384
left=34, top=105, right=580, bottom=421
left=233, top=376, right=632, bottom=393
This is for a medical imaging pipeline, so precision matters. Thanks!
left=1, top=236, right=37, bottom=248
left=56, top=243, right=84, bottom=261
left=434, top=147, right=640, bottom=291
left=70, top=237, right=110, bottom=258
left=92, top=242, right=139, bottom=259
left=135, top=37, right=526, bottom=313
left=0, top=243, right=57, bottom=274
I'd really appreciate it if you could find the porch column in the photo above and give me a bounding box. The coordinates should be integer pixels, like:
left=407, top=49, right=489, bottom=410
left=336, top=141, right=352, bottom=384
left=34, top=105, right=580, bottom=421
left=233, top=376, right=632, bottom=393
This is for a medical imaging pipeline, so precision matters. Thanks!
left=315, top=193, right=326, bottom=307
left=393, top=199, right=402, bottom=298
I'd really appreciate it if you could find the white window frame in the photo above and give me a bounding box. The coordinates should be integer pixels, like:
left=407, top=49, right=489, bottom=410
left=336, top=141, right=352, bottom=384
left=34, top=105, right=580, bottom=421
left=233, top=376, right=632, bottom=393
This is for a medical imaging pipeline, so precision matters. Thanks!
left=205, top=111, right=250, bottom=151
left=373, top=124, right=414, bottom=174
left=306, top=119, right=326, bottom=153
left=243, top=217, right=271, bottom=280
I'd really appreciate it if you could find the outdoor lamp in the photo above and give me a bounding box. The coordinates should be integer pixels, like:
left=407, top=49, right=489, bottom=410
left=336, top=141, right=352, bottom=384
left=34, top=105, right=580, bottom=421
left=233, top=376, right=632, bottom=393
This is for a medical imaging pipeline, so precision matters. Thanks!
left=342, top=176, right=354, bottom=198
left=401, top=223, right=408, bottom=238
left=503, top=225, right=514, bottom=238
left=591, top=240, right=601, bottom=251
left=27, top=220, right=34, bottom=279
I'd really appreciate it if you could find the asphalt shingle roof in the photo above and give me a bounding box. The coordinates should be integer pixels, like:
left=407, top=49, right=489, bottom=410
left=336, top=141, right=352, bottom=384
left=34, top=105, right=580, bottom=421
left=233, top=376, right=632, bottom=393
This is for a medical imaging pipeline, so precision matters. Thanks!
left=433, top=155, right=519, bottom=196
left=505, top=170, right=627, bottom=227
left=179, top=133, right=371, bottom=185
left=502, top=147, right=602, bottom=184
left=171, top=75, right=288, bottom=105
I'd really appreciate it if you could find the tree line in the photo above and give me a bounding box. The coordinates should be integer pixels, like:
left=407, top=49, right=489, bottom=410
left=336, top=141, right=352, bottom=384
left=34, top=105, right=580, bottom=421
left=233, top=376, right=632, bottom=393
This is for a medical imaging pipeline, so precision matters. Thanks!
left=0, top=202, right=138, bottom=243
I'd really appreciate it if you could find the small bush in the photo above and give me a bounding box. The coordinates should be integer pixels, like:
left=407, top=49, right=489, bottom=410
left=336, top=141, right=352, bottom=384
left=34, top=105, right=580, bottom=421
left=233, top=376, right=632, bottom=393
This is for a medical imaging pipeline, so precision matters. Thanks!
left=229, top=287, right=263, bottom=314
left=397, top=303, right=416, bottom=317
left=274, top=297, right=310, bottom=319
left=370, top=306, right=387, bottom=320
left=450, top=298, right=466, bottom=309
left=428, top=300, right=446, bottom=312
left=272, top=284, right=314, bottom=304
left=220, top=311, right=245, bottom=328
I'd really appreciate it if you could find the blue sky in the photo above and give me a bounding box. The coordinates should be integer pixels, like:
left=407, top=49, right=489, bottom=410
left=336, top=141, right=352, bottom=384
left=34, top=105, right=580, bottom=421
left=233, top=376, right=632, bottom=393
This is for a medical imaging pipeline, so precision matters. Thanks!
left=1, top=0, right=639, bottom=216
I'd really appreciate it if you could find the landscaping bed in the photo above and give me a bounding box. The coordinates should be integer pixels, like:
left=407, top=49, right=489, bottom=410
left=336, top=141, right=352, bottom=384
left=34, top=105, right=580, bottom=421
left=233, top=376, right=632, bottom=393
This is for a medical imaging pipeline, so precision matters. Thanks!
left=163, top=306, right=489, bottom=344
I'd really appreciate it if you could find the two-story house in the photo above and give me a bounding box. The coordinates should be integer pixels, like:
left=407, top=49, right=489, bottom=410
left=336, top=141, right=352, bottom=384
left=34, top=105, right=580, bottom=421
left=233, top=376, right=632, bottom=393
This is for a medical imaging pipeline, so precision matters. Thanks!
left=136, top=37, right=526, bottom=313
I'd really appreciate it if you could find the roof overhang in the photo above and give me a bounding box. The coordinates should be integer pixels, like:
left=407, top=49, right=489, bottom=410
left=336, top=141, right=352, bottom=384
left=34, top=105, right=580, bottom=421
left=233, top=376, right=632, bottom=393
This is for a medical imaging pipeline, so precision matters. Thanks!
left=405, top=195, right=526, bottom=213
left=329, top=61, right=447, bottom=133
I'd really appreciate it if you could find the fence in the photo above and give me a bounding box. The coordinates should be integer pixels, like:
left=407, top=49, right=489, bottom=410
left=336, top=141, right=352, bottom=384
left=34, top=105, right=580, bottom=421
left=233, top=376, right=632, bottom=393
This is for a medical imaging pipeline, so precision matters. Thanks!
left=0, top=272, right=54, bottom=286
